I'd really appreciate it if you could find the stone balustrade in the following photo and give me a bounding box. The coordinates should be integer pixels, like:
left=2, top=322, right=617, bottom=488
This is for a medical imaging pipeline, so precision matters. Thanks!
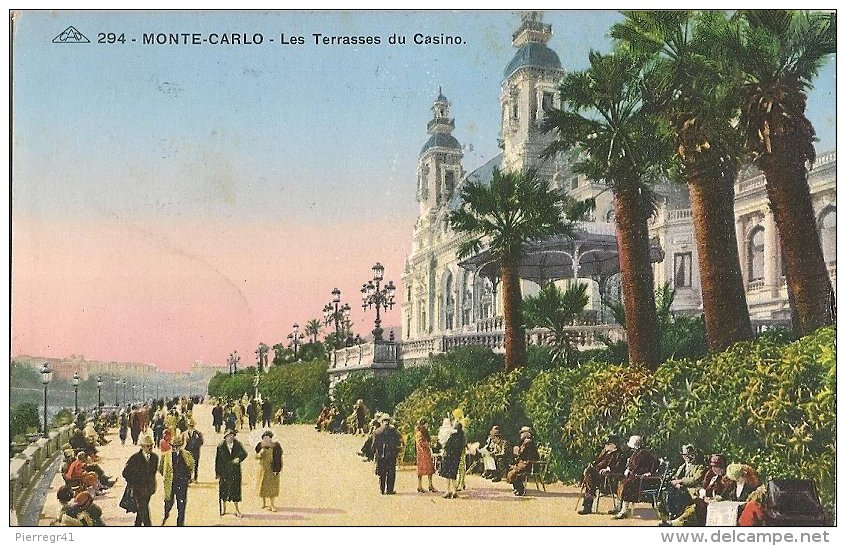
left=9, top=424, right=74, bottom=516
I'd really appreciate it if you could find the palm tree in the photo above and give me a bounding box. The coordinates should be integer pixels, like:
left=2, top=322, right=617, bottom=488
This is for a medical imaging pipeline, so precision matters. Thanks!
left=448, top=167, right=574, bottom=372
left=731, top=10, right=836, bottom=335
left=255, top=342, right=269, bottom=373
left=305, top=319, right=322, bottom=344
left=542, top=49, right=672, bottom=371
left=611, top=11, right=754, bottom=352
left=522, top=282, right=590, bottom=366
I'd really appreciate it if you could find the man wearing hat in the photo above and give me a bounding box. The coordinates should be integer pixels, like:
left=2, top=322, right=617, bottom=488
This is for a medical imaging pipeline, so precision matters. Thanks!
left=507, top=426, right=539, bottom=496
left=667, top=453, right=734, bottom=526
left=184, top=421, right=204, bottom=482
left=480, top=425, right=508, bottom=481
left=122, top=434, right=159, bottom=526
left=215, top=428, right=248, bottom=516
left=371, top=414, right=401, bottom=494
left=578, top=434, right=629, bottom=514
left=159, top=433, right=195, bottom=526
left=660, top=444, right=706, bottom=523
left=613, top=435, right=660, bottom=519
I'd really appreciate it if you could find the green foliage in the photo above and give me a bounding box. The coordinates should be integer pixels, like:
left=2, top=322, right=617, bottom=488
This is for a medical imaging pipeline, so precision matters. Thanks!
left=207, top=360, right=328, bottom=423
left=523, top=282, right=590, bottom=366
left=53, top=409, right=75, bottom=427
left=393, top=370, right=526, bottom=463
left=426, top=346, right=503, bottom=389
left=11, top=402, right=41, bottom=437
left=553, top=327, right=835, bottom=509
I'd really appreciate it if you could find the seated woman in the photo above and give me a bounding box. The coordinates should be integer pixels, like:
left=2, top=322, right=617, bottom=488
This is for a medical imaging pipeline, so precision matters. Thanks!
left=64, top=452, right=105, bottom=496
left=737, top=484, right=768, bottom=526
left=68, top=428, right=98, bottom=460
left=725, top=463, right=762, bottom=501
left=480, top=426, right=509, bottom=482
left=669, top=453, right=735, bottom=526
left=53, top=485, right=82, bottom=526
left=63, top=491, right=105, bottom=526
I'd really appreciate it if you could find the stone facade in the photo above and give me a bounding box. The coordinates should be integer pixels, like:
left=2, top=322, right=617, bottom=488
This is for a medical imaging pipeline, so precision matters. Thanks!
left=399, top=13, right=837, bottom=361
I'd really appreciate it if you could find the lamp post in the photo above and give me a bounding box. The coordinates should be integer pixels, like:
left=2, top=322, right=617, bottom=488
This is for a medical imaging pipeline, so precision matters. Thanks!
left=324, top=288, right=352, bottom=349
left=96, top=376, right=103, bottom=414
left=40, top=363, right=53, bottom=438
left=141, top=384, right=146, bottom=403
left=287, top=323, right=305, bottom=360
left=122, top=380, right=127, bottom=405
left=115, top=379, right=120, bottom=406
left=132, top=384, right=137, bottom=403
left=72, top=371, right=80, bottom=414
left=253, top=373, right=260, bottom=401
left=361, top=262, right=396, bottom=342
left=228, top=351, right=240, bottom=375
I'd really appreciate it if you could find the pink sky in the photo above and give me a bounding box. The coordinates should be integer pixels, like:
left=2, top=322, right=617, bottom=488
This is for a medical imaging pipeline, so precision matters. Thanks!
left=12, top=214, right=414, bottom=371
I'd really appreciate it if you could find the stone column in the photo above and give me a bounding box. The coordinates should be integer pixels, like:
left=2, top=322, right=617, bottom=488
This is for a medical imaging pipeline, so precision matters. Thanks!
left=736, top=218, right=747, bottom=284
left=764, top=209, right=779, bottom=288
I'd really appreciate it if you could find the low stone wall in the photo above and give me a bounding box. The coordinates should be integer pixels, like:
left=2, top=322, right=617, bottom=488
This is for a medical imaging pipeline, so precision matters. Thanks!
left=9, top=425, right=74, bottom=516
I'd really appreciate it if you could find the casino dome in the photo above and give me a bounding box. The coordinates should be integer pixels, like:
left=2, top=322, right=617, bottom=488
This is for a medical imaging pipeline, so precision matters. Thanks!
left=503, top=42, right=562, bottom=80
left=420, top=133, right=461, bottom=157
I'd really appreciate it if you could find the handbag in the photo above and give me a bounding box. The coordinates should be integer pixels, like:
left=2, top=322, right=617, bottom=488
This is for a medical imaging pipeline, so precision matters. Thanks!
left=119, top=487, right=137, bottom=513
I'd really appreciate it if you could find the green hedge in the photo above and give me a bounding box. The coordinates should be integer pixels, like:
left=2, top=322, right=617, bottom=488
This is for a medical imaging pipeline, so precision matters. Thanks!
left=522, top=326, right=835, bottom=510
left=207, top=360, right=328, bottom=423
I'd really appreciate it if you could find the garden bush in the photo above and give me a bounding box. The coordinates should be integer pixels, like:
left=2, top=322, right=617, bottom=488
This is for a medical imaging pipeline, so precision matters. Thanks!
left=11, top=402, right=41, bottom=437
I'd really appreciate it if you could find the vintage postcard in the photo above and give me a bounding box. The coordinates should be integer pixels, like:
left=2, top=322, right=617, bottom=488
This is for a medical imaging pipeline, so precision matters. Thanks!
left=7, top=8, right=837, bottom=538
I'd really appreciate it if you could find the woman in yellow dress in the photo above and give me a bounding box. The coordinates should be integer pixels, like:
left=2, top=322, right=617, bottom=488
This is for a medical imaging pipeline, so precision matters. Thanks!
left=254, top=430, right=283, bottom=511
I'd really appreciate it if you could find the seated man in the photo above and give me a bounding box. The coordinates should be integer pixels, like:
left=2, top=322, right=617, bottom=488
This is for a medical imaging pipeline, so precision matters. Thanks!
left=506, top=426, right=539, bottom=497
left=659, top=444, right=706, bottom=524
left=65, top=452, right=105, bottom=495
left=613, top=435, right=660, bottom=519
left=669, top=453, right=735, bottom=526
left=480, top=426, right=508, bottom=482
left=578, top=434, right=629, bottom=514
left=68, top=428, right=98, bottom=460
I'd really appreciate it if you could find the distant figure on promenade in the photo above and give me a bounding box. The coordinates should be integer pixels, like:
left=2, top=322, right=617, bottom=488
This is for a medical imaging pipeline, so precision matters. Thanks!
left=184, top=421, right=204, bottom=482
left=372, top=414, right=401, bottom=495
left=118, top=410, right=129, bottom=445
left=415, top=418, right=437, bottom=493
left=247, top=399, right=258, bottom=430
left=129, top=406, right=143, bottom=445
left=261, top=398, right=273, bottom=428
left=122, top=435, right=158, bottom=526
left=254, top=430, right=283, bottom=511
left=159, top=434, right=194, bottom=526
left=212, top=403, right=224, bottom=434
left=215, top=429, right=248, bottom=517
left=354, top=399, right=369, bottom=435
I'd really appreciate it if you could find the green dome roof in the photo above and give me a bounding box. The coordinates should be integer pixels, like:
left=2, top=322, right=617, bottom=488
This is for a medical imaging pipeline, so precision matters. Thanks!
left=503, top=42, right=562, bottom=79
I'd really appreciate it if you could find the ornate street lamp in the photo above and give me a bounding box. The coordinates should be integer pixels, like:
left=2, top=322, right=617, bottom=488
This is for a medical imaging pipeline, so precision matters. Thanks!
left=40, top=363, right=53, bottom=437
left=72, top=371, right=80, bottom=414
left=287, top=323, right=305, bottom=360
left=122, top=380, right=127, bottom=405
left=132, top=384, right=137, bottom=403
left=115, top=379, right=120, bottom=406
left=96, top=376, right=103, bottom=414
left=324, top=288, right=352, bottom=349
left=228, top=351, right=241, bottom=375
left=141, top=384, right=146, bottom=402
left=361, top=262, right=396, bottom=342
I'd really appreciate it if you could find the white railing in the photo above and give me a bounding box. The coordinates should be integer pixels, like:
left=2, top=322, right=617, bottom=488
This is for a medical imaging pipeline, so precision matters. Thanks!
left=329, top=341, right=399, bottom=374
left=736, top=174, right=766, bottom=195
left=667, top=208, right=693, bottom=221
left=747, top=279, right=765, bottom=292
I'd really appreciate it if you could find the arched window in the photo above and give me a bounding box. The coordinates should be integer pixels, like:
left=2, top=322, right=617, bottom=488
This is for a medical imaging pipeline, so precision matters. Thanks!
left=819, top=206, right=836, bottom=264
left=748, top=227, right=765, bottom=281
left=461, top=270, right=473, bottom=326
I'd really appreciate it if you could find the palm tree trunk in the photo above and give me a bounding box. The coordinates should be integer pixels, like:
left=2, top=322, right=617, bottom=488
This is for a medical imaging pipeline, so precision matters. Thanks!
left=687, top=171, right=754, bottom=352
left=500, top=256, right=526, bottom=372
left=761, top=148, right=834, bottom=335
left=613, top=187, right=660, bottom=371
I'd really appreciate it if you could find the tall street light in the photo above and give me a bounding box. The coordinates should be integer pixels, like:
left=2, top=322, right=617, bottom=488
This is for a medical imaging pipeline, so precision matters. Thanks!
left=72, top=371, right=80, bottom=414
left=228, top=351, right=240, bottom=375
left=324, top=288, right=351, bottom=349
left=141, top=384, right=146, bottom=402
left=40, top=363, right=53, bottom=438
left=115, top=379, right=120, bottom=406
left=361, top=262, right=396, bottom=342
left=96, top=376, right=103, bottom=414
left=287, top=324, right=305, bottom=360
left=132, top=384, right=137, bottom=403
left=122, top=380, right=127, bottom=405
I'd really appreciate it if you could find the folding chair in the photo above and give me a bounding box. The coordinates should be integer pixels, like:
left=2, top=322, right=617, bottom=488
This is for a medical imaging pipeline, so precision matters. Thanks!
left=528, top=445, right=552, bottom=492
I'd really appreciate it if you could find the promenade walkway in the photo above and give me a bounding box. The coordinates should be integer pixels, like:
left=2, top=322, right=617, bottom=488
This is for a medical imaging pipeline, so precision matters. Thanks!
left=38, top=403, right=659, bottom=526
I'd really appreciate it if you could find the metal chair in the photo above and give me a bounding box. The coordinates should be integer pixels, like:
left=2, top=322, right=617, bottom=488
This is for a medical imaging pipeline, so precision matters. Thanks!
left=635, top=458, right=673, bottom=518
left=528, top=444, right=552, bottom=491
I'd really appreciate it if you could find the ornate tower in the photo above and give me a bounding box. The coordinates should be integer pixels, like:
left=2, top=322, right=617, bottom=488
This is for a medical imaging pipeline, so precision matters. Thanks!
left=499, top=11, right=565, bottom=180
left=416, top=88, right=464, bottom=218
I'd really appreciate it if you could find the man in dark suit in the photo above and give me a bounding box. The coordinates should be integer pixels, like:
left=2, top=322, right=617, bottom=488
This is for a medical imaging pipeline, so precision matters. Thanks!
left=122, top=434, right=159, bottom=526
left=372, top=414, right=401, bottom=495
left=578, top=434, right=629, bottom=514
left=261, top=398, right=273, bottom=428
left=159, top=434, right=194, bottom=526
left=212, top=403, right=224, bottom=434
left=184, top=422, right=204, bottom=482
